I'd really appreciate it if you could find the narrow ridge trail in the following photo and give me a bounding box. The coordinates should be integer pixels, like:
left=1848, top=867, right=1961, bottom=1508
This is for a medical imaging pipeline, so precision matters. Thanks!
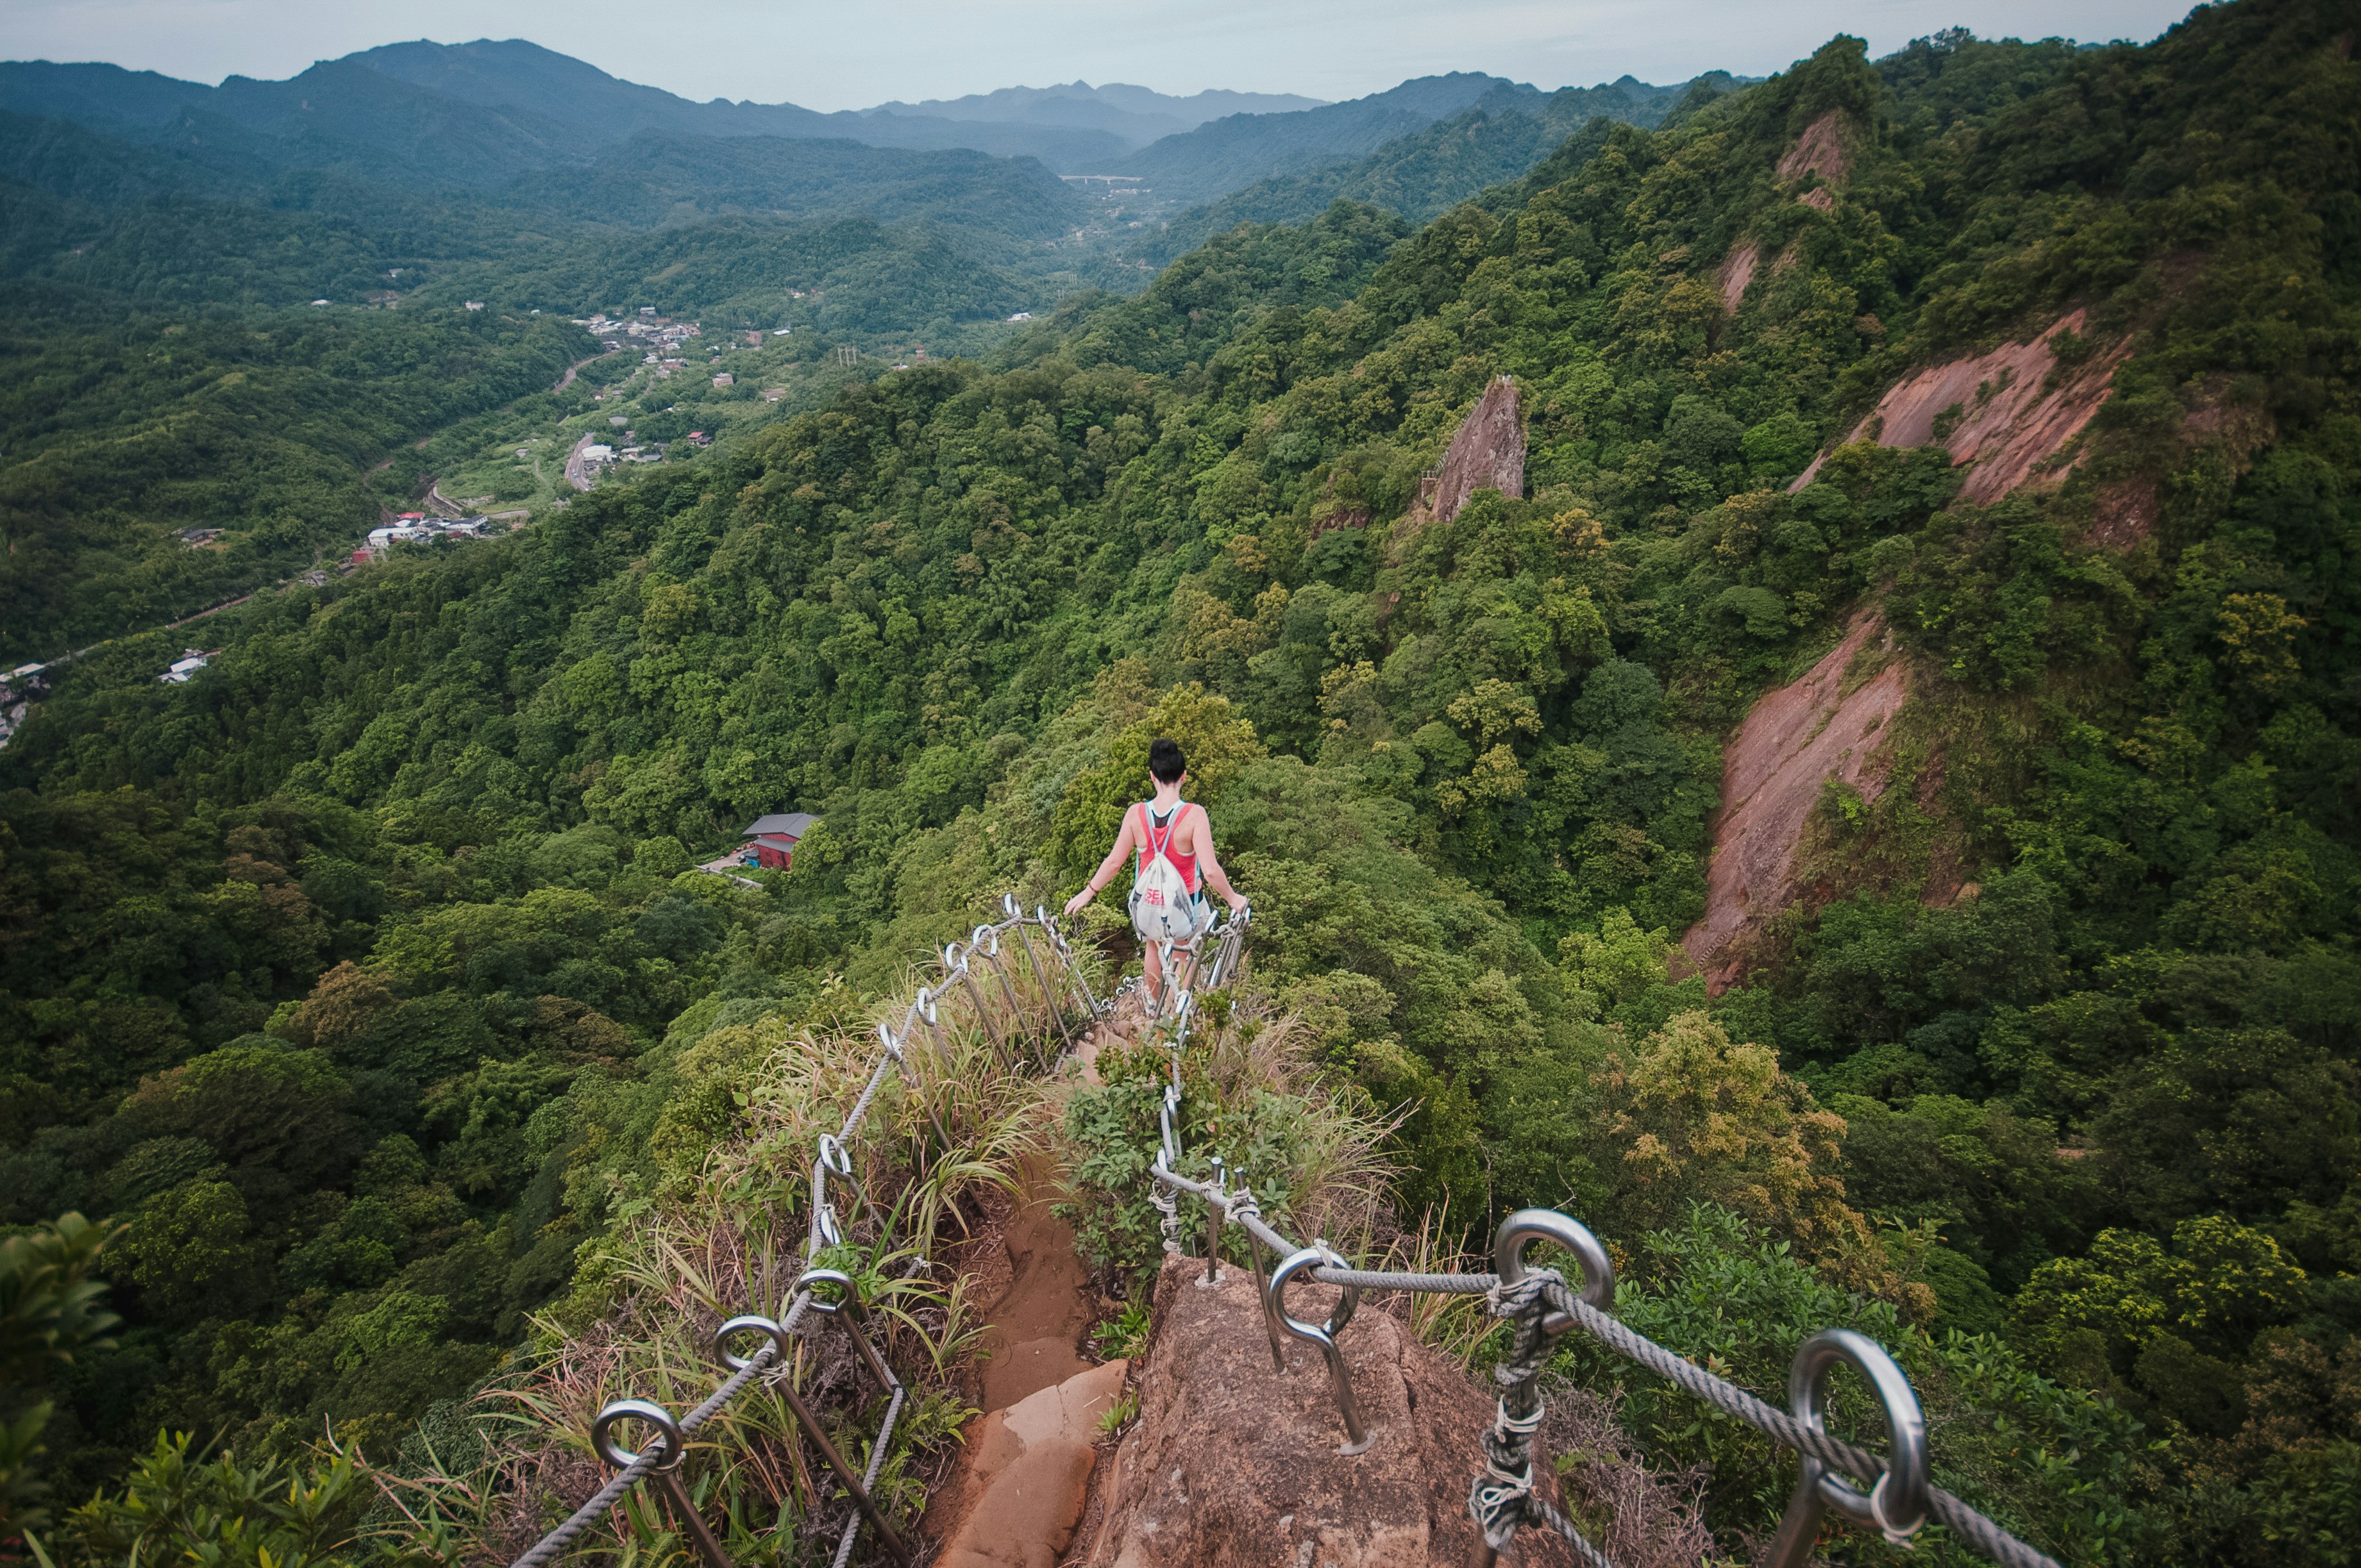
left=928, top=1014, right=1131, bottom=1568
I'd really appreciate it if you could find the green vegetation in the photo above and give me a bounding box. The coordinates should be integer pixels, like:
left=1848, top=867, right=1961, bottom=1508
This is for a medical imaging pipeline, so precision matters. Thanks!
left=5, top=0, right=2361, bottom=1561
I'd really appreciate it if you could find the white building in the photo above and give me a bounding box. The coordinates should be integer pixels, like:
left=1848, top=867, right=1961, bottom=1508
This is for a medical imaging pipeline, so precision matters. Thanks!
left=160, top=650, right=212, bottom=684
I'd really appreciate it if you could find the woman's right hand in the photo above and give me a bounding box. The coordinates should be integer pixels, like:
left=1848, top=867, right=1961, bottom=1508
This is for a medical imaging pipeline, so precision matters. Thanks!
left=1063, top=888, right=1093, bottom=919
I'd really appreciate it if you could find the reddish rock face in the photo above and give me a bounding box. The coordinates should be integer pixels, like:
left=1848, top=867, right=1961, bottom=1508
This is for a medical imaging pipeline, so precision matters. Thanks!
left=1789, top=309, right=2135, bottom=505
left=1681, top=611, right=1908, bottom=990
left=1086, top=1255, right=1572, bottom=1568
left=934, top=1358, right=1129, bottom=1568
left=1718, top=243, right=1760, bottom=312
left=1429, top=376, right=1525, bottom=527
left=1776, top=110, right=1853, bottom=185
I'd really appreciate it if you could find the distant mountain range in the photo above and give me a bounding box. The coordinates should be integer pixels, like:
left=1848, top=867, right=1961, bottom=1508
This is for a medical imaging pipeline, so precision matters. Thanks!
left=0, top=37, right=1725, bottom=317
left=857, top=81, right=1327, bottom=155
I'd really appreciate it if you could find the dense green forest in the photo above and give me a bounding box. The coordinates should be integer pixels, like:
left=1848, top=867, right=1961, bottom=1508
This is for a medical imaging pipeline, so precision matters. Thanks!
left=5, top=0, right=2361, bottom=1561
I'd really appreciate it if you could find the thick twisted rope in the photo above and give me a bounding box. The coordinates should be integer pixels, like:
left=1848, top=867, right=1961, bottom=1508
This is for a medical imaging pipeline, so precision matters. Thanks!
left=508, top=907, right=1088, bottom=1568
left=510, top=1289, right=814, bottom=1568
left=1542, top=1283, right=2062, bottom=1568
left=1151, top=1160, right=2065, bottom=1568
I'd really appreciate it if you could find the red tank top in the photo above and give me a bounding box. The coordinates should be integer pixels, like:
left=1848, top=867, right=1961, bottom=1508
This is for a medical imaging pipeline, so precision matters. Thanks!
left=1134, top=801, right=1200, bottom=893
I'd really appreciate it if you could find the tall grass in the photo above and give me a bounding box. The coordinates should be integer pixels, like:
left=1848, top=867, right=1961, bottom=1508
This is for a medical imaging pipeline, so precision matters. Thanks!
left=374, top=937, right=1097, bottom=1564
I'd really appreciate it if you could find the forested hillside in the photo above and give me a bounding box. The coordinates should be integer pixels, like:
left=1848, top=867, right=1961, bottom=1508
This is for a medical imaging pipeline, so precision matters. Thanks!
left=4, top=0, right=2360, bottom=1562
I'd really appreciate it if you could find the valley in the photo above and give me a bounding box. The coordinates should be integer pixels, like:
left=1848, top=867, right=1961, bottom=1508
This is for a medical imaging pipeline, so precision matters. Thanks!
left=3, top=6, right=2359, bottom=1567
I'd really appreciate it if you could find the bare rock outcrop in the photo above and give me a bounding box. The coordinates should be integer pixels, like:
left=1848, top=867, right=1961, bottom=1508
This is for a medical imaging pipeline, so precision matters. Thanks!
left=934, top=1357, right=1129, bottom=1568
left=1717, top=243, right=1760, bottom=312
left=1086, top=1255, right=1573, bottom=1568
left=1682, top=611, right=1907, bottom=990
left=1776, top=110, right=1853, bottom=185
left=1790, top=310, right=2134, bottom=505
left=1425, top=376, right=1525, bottom=526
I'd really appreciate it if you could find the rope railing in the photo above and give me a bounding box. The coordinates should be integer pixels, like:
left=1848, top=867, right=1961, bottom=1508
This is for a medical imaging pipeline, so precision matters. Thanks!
left=1140, top=919, right=2064, bottom=1568
left=510, top=894, right=1108, bottom=1568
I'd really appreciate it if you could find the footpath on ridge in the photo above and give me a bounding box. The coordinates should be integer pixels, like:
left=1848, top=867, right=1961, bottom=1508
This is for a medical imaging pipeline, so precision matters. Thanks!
left=924, top=997, right=1571, bottom=1568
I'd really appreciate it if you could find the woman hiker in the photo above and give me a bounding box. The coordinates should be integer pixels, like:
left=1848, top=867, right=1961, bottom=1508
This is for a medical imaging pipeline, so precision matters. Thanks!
left=1063, top=737, right=1247, bottom=1010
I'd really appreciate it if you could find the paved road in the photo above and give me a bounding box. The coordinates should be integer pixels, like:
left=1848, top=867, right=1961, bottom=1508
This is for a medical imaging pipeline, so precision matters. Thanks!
left=564, top=432, right=596, bottom=492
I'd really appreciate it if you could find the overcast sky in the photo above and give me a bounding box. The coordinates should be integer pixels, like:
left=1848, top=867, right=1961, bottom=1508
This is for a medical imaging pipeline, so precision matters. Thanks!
left=2, top=0, right=2199, bottom=112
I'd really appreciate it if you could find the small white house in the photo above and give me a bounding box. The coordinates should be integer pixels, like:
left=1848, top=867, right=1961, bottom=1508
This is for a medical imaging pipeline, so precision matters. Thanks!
left=1008, top=312, right=1032, bottom=322
left=582, top=444, right=615, bottom=463
left=712, top=372, right=734, bottom=387
left=465, top=301, right=485, bottom=312
left=159, top=650, right=212, bottom=684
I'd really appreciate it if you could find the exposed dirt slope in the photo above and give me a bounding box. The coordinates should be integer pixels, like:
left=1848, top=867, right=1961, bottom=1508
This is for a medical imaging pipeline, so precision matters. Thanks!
left=1718, top=242, right=1760, bottom=312
left=1426, top=375, right=1525, bottom=526
left=1790, top=310, right=2134, bottom=503
left=1776, top=110, right=1853, bottom=184
left=1682, top=611, right=1907, bottom=990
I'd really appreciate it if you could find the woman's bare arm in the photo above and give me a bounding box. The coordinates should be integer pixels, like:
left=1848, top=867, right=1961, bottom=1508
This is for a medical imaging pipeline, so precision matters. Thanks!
left=1192, top=805, right=1246, bottom=910
left=1064, top=809, right=1138, bottom=918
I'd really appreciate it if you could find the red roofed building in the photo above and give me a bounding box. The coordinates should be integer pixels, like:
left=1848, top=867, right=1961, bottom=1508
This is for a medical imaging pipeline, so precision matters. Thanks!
left=743, top=811, right=816, bottom=870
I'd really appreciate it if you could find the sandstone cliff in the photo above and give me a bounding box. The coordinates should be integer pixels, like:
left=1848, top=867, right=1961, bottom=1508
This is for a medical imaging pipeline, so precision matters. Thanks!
left=1424, top=376, right=1525, bottom=526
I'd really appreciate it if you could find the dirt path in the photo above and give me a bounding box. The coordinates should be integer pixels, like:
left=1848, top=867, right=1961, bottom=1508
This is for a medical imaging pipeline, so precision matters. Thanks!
left=550, top=349, right=607, bottom=394
left=978, top=1155, right=1096, bottom=1412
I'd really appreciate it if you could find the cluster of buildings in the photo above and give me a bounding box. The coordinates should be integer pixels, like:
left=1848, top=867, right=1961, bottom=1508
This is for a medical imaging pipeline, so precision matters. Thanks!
left=581, top=310, right=702, bottom=353
left=357, top=512, right=497, bottom=560
left=159, top=648, right=217, bottom=684
left=580, top=443, right=663, bottom=472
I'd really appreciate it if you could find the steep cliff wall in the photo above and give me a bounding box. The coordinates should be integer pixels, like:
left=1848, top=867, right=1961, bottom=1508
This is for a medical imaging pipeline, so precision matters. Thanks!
left=1682, top=611, right=1908, bottom=989
left=1790, top=310, right=2135, bottom=506
left=1427, top=374, right=1525, bottom=525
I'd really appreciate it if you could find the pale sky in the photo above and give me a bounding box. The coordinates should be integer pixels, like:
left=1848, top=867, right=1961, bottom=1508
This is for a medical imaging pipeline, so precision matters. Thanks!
left=1, top=0, right=2199, bottom=112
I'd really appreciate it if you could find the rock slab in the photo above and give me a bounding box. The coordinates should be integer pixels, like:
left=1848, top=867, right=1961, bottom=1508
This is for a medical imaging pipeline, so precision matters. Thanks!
left=1089, top=1255, right=1570, bottom=1568
left=936, top=1356, right=1129, bottom=1568
left=1429, top=376, right=1525, bottom=527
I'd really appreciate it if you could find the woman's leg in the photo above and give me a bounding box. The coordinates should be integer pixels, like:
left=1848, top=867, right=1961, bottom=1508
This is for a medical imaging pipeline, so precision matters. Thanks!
left=1142, top=938, right=1164, bottom=1012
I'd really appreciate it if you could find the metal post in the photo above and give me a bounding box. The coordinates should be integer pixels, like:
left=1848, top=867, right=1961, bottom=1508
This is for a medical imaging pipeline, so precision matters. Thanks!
left=1270, top=1244, right=1374, bottom=1454
left=947, top=942, right=1012, bottom=1074
left=713, top=1316, right=912, bottom=1565
left=589, top=1399, right=735, bottom=1568
left=1007, top=903, right=1076, bottom=1056
left=1231, top=1188, right=1289, bottom=1374
left=1756, top=1330, right=1929, bottom=1568
left=798, top=1269, right=900, bottom=1394
left=975, top=925, right=1029, bottom=1042
left=1201, top=1156, right=1226, bottom=1286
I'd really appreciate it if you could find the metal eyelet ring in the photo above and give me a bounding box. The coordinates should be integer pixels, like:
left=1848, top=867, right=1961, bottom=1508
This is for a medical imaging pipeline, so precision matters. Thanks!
left=971, top=925, right=1000, bottom=958
left=1492, top=1208, right=1615, bottom=1333
left=1003, top=893, right=1023, bottom=920
left=797, top=1267, right=860, bottom=1313
left=1791, top=1328, right=1929, bottom=1541
left=591, top=1397, right=685, bottom=1471
left=1271, top=1244, right=1360, bottom=1342
left=713, top=1313, right=790, bottom=1374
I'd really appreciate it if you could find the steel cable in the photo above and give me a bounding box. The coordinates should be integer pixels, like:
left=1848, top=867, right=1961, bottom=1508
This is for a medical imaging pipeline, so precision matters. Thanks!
left=507, top=911, right=1093, bottom=1568
left=1545, top=1285, right=2063, bottom=1568
left=1151, top=1168, right=2063, bottom=1568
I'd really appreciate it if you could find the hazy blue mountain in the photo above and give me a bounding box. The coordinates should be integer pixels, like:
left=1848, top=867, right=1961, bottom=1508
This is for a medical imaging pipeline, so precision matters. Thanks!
left=1147, top=73, right=1729, bottom=255
left=1120, top=72, right=1525, bottom=203
left=0, top=47, right=1128, bottom=173
left=859, top=80, right=1326, bottom=151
